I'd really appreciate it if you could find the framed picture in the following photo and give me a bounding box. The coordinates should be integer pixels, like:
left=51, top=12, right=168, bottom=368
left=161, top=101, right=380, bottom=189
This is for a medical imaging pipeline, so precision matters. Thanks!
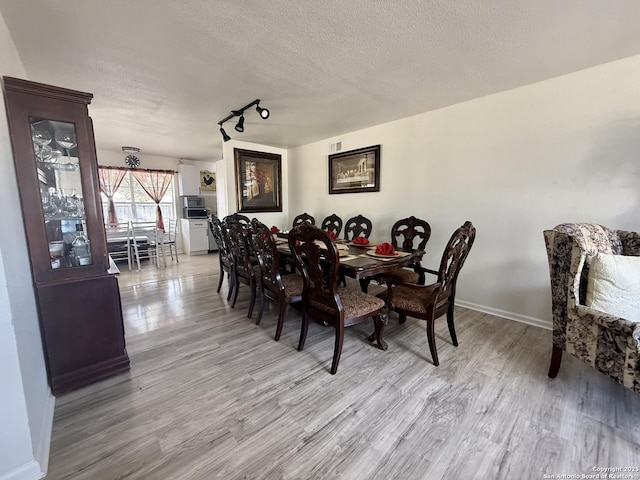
left=328, top=144, right=380, bottom=194
left=200, top=171, right=216, bottom=192
left=234, top=148, right=282, bottom=213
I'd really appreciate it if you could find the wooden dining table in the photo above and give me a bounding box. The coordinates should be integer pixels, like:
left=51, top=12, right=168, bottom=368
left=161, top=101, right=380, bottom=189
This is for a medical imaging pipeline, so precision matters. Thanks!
left=274, top=235, right=425, bottom=289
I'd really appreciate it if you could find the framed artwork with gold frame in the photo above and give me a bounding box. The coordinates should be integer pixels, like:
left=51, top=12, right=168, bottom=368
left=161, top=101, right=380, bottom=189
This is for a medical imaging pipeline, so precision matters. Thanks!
left=200, top=171, right=216, bottom=192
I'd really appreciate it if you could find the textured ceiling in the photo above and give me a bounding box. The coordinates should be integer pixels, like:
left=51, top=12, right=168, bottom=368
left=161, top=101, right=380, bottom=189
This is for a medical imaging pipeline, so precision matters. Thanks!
left=2, top=1, right=640, bottom=161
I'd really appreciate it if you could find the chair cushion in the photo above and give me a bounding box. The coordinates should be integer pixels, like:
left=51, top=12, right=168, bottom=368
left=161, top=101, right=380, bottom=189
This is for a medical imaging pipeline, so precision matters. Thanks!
left=337, top=287, right=385, bottom=318
left=381, top=267, right=419, bottom=284
left=586, top=253, right=640, bottom=322
left=309, top=287, right=384, bottom=318
left=281, top=274, right=303, bottom=299
left=377, top=285, right=435, bottom=315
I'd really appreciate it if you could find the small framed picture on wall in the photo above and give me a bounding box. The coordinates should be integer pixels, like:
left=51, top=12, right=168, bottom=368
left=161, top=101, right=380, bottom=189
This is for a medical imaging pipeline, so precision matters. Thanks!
left=200, top=171, right=216, bottom=192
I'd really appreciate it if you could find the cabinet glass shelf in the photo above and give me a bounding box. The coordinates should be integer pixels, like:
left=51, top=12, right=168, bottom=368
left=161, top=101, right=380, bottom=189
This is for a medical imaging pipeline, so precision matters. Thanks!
left=32, top=118, right=92, bottom=269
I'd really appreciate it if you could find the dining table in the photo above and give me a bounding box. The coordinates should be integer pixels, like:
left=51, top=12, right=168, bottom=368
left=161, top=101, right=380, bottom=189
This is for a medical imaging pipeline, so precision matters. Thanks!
left=274, top=233, right=425, bottom=284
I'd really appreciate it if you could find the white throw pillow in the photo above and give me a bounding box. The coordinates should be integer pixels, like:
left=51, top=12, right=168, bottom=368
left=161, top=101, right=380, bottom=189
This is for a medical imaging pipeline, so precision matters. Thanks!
left=586, top=253, right=640, bottom=322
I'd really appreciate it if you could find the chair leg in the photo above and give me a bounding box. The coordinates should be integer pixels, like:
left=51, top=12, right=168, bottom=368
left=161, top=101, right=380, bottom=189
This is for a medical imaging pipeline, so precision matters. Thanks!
left=227, top=272, right=235, bottom=301
left=330, top=323, right=345, bottom=374
left=255, top=291, right=266, bottom=326
left=274, top=298, right=287, bottom=341
left=399, top=313, right=407, bottom=324
left=297, top=311, right=309, bottom=352
left=247, top=282, right=257, bottom=318
left=216, top=266, right=224, bottom=293
left=426, top=318, right=439, bottom=366
left=231, top=277, right=240, bottom=308
left=548, top=345, right=563, bottom=378
left=447, top=305, right=458, bottom=347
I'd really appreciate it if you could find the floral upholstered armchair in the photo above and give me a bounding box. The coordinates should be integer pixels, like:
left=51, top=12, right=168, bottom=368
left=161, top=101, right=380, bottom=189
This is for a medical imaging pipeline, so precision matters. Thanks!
left=544, top=223, right=640, bottom=394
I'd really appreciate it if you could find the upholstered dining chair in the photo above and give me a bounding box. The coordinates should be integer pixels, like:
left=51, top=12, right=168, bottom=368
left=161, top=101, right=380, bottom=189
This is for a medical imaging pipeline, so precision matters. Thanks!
left=251, top=219, right=304, bottom=341
left=378, top=221, right=476, bottom=366
left=209, top=216, right=235, bottom=301
left=544, top=223, right=640, bottom=394
left=343, top=214, right=373, bottom=241
left=381, top=216, right=432, bottom=285
left=288, top=223, right=387, bottom=374
left=225, top=219, right=259, bottom=317
left=292, top=212, right=315, bottom=228
left=321, top=214, right=343, bottom=238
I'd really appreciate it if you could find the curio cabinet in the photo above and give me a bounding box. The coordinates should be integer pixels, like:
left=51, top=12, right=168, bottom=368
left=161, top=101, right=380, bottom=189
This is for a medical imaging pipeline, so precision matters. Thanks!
left=2, top=77, right=129, bottom=395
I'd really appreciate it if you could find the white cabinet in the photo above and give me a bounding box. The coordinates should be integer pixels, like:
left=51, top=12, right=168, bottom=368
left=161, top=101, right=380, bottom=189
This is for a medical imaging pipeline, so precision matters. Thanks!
left=180, top=219, right=209, bottom=255
left=178, top=164, right=201, bottom=196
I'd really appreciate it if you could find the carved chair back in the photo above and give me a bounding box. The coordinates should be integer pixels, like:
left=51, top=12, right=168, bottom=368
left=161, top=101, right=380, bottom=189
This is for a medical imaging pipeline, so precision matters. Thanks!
left=224, top=213, right=251, bottom=227
left=210, top=215, right=233, bottom=269
left=225, top=219, right=254, bottom=283
left=250, top=218, right=283, bottom=294
left=321, top=214, right=343, bottom=237
left=288, top=222, right=342, bottom=323
left=292, top=212, right=315, bottom=228
left=435, top=221, right=476, bottom=307
left=343, top=215, right=372, bottom=241
left=391, top=216, right=432, bottom=251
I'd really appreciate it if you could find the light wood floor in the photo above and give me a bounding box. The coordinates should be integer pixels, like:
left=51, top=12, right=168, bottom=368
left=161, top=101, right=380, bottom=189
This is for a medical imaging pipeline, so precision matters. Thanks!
left=47, top=254, right=640, bottom=479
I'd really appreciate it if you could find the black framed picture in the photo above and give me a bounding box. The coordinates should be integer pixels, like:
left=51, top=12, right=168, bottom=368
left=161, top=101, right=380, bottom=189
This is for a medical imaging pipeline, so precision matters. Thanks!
left=328, top=144, right=380, bottom=194
left=234, top=148, right=282, bottom=212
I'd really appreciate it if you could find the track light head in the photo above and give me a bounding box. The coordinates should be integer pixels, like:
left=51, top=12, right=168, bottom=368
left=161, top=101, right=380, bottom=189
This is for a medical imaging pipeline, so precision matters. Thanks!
left=256, top=104, right=270, bottom=119
left=220, top=127, right=231, bottom=142
left=234, top=115, right=245, bottom=133
left=218, top=99, right=269, bottom=140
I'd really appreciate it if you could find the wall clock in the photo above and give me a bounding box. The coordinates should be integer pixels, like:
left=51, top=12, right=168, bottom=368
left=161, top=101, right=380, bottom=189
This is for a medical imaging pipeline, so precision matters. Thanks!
left=124, top=154, right=140, bottom=168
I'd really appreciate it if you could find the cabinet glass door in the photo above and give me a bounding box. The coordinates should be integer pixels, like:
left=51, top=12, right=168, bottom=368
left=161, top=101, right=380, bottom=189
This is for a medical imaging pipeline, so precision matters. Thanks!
left=31, top=118, right=93, bottom=270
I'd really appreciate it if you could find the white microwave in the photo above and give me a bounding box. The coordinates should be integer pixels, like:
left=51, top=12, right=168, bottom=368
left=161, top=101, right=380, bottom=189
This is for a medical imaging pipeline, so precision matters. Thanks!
left=182, top=196, right=205, bottom=209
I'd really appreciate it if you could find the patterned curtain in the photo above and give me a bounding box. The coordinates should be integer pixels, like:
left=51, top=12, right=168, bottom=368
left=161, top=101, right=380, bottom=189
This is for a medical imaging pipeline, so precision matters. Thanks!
left=97, top=167, right=127, bottom=227
left=131, top=170, right=173, bottom=230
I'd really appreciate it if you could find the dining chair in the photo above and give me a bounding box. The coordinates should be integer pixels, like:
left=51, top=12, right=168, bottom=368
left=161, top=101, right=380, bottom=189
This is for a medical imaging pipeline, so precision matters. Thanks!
left=225, top=219, right=259, bottom=317
left=292, top=212, right=315, bottom=228
left=209, top=215, right=236, bottom=301
left=159, top=218, right=178, bottom=263
left=251, top=218, right=303, bottom=340
left=383, top=216, right=432, bottom=285
left=343, top=214, right=372, bottom=241
left=288, top=222, right=387, bottom=374
left=128, top=221, right=163, bottom=270
left=321, top=214, right=343, bottom=238
left=378, top=221, right=476, bottom=366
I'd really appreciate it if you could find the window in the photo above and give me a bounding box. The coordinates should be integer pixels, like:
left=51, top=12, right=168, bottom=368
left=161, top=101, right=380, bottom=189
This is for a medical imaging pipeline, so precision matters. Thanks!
left=100, top=171, right=176, bottom=224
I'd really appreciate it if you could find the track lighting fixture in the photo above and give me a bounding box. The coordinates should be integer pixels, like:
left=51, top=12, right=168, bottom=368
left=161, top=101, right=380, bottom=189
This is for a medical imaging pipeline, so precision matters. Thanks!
left=217, top=99, right=270, bottom=142
left=219, top=127, right=231, bottom=142
left=256, top=104, right=269, bottom=119
left=234, top=115, right=245, bottom=133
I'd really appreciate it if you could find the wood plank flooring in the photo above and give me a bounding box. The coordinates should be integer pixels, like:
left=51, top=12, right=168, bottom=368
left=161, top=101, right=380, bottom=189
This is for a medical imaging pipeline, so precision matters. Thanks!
left=46, top=254, right=640, bottom=479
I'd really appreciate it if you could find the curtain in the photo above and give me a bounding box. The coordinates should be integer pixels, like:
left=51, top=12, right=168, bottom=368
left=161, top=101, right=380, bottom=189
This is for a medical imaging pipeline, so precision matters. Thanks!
left=98, top=167, right=127, bottom=226
left=132, top=170, right=173, bottom=230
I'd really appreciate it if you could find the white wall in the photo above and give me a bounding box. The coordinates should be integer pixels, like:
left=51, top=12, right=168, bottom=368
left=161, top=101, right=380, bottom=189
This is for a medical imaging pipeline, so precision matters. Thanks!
left=221, top=139, right=289, bottom=227
left=289, top=55, right=640, bottom=328
left=0, top=11, right=52, bottom=480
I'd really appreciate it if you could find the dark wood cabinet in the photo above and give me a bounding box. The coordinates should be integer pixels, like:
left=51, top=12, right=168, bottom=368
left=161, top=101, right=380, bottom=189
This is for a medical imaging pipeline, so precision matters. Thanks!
left=2, top=76, right=129, bottom=395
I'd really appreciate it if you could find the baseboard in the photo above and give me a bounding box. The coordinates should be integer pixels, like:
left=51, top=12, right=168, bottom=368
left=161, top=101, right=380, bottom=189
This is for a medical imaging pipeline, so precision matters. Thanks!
left=0, top=460, right=43, bottom=480
left=32, top=390, right=55, bottom=477
left=457, top=300, right=552, bottom=330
